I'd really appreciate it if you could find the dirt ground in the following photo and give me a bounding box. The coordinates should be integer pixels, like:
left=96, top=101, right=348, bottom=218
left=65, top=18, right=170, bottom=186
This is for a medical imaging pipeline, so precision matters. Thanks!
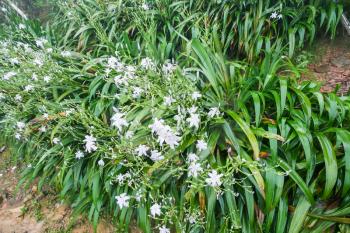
left=0, top=147, right=116, bottom=233
left=308, top=34, right=350, bottom=94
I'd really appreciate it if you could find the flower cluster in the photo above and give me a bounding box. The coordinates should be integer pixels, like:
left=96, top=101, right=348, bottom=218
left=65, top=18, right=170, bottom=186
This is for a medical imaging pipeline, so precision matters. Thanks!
left=0, top=29, right=229, bottom=232
left=270, top=11, right=282, bottom=20
left=149, top=118, right=181, bottom=149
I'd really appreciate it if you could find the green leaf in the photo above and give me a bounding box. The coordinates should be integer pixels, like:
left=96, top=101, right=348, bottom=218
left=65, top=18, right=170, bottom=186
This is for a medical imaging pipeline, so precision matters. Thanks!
left=317, top=134, right=338, bottom=199
left=288, top=197, right=311, bottom=233
left=278, top=159, right=314, bottom=204
left=226, top=110, right=260, bottom=160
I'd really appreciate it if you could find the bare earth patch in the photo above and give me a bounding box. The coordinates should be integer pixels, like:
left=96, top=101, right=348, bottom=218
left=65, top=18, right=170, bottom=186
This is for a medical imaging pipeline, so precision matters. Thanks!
left=308, top=35, right=350, bottom=95
left=0, top=147, right=116, bottom=233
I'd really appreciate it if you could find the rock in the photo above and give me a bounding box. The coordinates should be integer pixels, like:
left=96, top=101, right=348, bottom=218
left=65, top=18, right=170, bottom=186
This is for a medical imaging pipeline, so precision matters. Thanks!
left=314, top=64, right=330, bottom=73
left=31, top=185, right=38, bottom=193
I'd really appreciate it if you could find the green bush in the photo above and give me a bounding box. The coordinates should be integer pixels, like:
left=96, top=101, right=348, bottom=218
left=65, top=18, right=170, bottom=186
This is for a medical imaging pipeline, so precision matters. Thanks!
left=0, top=1, right=350, bottom=232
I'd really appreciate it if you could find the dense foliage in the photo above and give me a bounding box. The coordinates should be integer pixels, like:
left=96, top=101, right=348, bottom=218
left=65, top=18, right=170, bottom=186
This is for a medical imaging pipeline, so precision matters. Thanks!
left=1, top=0, right=350, bottom=232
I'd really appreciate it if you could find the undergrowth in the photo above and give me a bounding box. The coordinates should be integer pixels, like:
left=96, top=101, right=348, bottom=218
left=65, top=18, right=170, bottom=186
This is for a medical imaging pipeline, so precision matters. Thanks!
left=0, top=0, right=350, bottom=232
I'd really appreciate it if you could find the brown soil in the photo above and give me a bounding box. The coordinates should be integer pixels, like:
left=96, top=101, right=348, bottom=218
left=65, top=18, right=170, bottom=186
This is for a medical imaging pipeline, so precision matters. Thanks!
left=0, top=147, right=115, bottom=233
left=308, top=35, right=350, bottom=95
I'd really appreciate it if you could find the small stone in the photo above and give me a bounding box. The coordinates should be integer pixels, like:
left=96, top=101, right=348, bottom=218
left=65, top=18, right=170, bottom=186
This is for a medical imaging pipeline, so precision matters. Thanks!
left=314, top=64, right=330, bottom=73
left=31, top=185, right=38, bottom=193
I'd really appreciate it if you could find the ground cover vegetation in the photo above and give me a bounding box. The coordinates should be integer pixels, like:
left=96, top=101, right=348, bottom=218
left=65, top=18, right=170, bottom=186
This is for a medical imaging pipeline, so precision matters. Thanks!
left=0, top=0, right=350, bottom=232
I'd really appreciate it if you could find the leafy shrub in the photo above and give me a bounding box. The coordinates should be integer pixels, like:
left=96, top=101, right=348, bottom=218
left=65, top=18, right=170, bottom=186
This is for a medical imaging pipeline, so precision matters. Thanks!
left=1, top=1, right=350, bottom=233
left=50, top=0, right=343, bottom=59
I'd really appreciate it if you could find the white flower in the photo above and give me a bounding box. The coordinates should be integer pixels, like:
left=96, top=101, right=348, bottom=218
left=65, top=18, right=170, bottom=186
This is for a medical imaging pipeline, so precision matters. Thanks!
left=61, top=51, right=71, bottom=57
left=1, top=7, right=7, bottom=12
left=111, top=111, right=128, bottom=132
left=46, top=48, right=53, bottom=53
left=174, top=114, right=183, bottom=127
left=98, top=159, right=105, bottom=166
left=43, top=113, right=49, bottom=119
left=32, top=73, right=38, bottom=81
left=105, top=68, right=112, bottom=76
left=188, top=106, right=198, bottom=114
left=188, top=215, right=196, bottom=224
left=135, top=144, right=149, bottom=156
left=140, top=57, right=155, bottom=70
left=191, top=91, right=202, bottom=100
left=17, top=121, right=26, bottom=130
left=75, top=150, right=85, bottom=159
left=39, top=126, right=46, bottom=132
left=53, top=137, right=60, bottom=144
left=35, top=38, right=48, bottom=48
left=188, top=163, right=202, bottom=178
left=125, top=131, right=134, bottom=139
left=3, top=71, right=16, bottom=80
left=150, top=150, right=164, bottom=162
left=84, top=135, right=97, bottom=153
left=164, top=96, right=175, bottom=106
left=24, top=85, right=34, bottom=92
left=33, top=58, right=43, bottom=67
left=107, top=56, right=123, bottom=70
left=159, top=226, right=170, bottom=233
left=277, top=14, right=282, bottom=19
left=187, top=153, right=199, bottom=163
left=205, top=170, right=223, bottom=187
left=15, top=133, right=21, bottom=140
left=141, top=3, right=149, bottom=10
left=115, top=193, right=130, bottom=208
left=149, top=118, right=165, bottom=134
left=150, top=203, right=161, bottom=217
left=15, top=94, right=22, bottom=102
left=10, top=58, right=20, bottom=65
left=270, top=11, right=278, bottom=19
left=208, top=107, right=220, bottom=118
left=126, top=65, right=136, bottom=73
left=196, top=140, right=207, bottom=151
left=18, top=23, right=26, bottom=29
left=43, top=76, right=51, bottom=83
left=116, top=174, right=125, bottom=183
left=159, top=129, right=180, bottom=149
left=132, top=87, right=143, bottom=98
left=114, top=75, right=129, bottom=87
left=135, top=192, right=142, bottom=202
left=149, top=118, right=180, bottom=149
left=65, top=108, right=75, bottom=116
left=186, top=113, right=200, bottom=129
left=162, top=61, right=177, bottom=76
